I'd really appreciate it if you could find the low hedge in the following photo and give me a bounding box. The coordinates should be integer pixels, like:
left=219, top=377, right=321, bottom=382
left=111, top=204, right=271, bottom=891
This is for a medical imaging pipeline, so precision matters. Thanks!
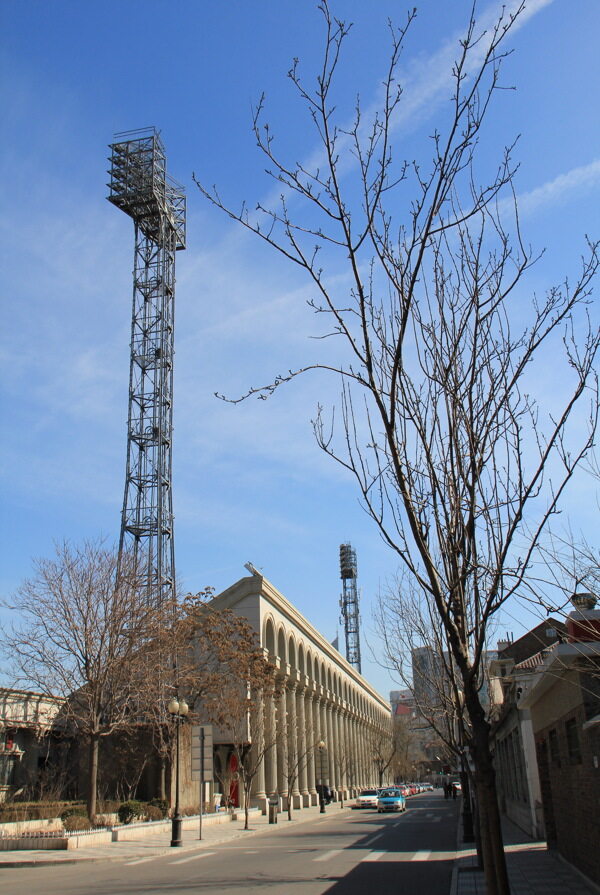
left=148, top=798, right=169, bottom=818
left=0, top=801, right=86, bottom=823
left=63, top=815, right=92, bottom=832
left=117, top=800, right=145, bottom=825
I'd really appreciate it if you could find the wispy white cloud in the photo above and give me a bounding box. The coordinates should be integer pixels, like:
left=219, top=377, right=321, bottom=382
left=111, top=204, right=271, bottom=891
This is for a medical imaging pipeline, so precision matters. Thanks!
left=515, top=159, right=600, bottom=216
left=256, top=0, right=556, bottom=212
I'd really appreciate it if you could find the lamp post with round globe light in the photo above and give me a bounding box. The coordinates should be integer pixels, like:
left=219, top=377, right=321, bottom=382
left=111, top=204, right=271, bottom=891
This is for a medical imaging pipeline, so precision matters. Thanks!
left=317, top=741, right=326, bottom=813
left=168, top=696, right=189, bottom=846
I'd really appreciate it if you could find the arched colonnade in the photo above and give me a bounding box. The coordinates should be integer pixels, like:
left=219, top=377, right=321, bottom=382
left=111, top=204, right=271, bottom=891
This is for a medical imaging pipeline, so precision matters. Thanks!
left=251, top=613, right=392, bottom=808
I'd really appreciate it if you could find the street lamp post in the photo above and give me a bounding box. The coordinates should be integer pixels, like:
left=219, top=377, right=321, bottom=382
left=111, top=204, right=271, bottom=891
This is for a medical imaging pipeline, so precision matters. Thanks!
left=168, top=696, right=189, bottom=847
left=318, top=740, right=326, bottom=814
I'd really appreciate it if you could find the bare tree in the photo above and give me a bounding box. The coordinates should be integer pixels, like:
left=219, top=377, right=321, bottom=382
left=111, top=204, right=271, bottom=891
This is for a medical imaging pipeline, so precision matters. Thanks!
left=391, top=713, right=424, bottom=784
left=134, top=591, right=250, bottom=804
left=201, top=619, right=279, bottom=831
left=1, top=539, right=161, bottom=821
left=368, top=720, right=396, bottom=788
left=336, top=741, right=356, bottom=806
left=282, top=725, right=323, bottom=820
left=195, top=4, right=599, bottom=892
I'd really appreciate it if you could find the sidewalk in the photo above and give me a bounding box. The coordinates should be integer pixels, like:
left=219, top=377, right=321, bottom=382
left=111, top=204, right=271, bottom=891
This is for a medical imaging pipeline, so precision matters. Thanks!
left=451, top=810, right=599, bottom=895
left=0, top=803, right=351, bottom=868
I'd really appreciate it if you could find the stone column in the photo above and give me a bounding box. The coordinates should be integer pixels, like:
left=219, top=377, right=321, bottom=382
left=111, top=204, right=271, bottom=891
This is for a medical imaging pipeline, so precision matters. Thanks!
left=363, top=718, right=377, bottom=786
left=297, top=686, right=310, bottom=807
left=276, top=685, right=288, bottom=801
left=336, top=708, right=346, bottom=797
left=265, top=691, right=278, bottom=798
left=310, top=694, right=320, bottom=805
left=287, top=683, right=301, bottom=808
left=319, top=698, right=329, bottom=786
left=362, top=719, right=369, bottom=786
left=344, top=712, right=355, bottom=796
left=254, top=695, right=267, bottom=804
left=326, top=700, right=336, bottom=793
left=356, top=716, right=365, bottom=787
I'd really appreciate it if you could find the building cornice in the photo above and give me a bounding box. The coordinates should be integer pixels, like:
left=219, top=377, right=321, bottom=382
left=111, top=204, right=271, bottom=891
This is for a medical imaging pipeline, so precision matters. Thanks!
left=210, top=573, right=390, bottom=713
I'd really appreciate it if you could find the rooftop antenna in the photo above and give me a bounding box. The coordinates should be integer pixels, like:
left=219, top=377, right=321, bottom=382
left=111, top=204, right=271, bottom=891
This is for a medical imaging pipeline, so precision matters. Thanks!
left=339, top=543, right=362, bottom=673
left=108, top=127, right=186, bottom=606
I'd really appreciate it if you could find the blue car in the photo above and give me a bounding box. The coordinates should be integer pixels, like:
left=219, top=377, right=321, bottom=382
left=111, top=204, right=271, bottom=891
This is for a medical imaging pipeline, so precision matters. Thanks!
left=377, top=788, right=407, bottom=813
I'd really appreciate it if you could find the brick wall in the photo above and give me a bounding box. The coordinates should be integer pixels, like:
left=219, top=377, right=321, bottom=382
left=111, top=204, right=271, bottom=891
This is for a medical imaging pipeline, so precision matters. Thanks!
left=535, top=699, right=600, bottom=886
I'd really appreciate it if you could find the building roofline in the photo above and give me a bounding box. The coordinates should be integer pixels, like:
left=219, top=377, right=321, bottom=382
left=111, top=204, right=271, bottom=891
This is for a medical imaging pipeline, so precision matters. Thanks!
left=0, top=687, right=65, bottom=704
left=209, top=573, right=390, bottom=712
left=519, top=641, right=600, bottom=708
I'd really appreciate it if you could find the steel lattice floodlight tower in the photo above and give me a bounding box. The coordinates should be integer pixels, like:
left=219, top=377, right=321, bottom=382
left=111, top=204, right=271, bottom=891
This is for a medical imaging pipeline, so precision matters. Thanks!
left=107, top=128, right=186, bottom=606
left=339, top=543, right=361, bottom=673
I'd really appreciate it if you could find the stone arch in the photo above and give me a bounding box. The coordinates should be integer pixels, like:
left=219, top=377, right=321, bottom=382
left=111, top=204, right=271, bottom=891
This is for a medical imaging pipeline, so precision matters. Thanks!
left=298, top=642, right=305, bottom=675
left=277, top=626, right=287, bottom=663
left=306, top=651, right=313, bottom=682
left=263, top=616, right=276, bottom=657
left=288, top=633, right=297, bottom=670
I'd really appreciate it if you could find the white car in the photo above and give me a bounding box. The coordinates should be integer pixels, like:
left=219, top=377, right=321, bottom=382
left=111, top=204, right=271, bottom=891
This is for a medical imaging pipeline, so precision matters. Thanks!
left=354, top=788, right=380, bottom=809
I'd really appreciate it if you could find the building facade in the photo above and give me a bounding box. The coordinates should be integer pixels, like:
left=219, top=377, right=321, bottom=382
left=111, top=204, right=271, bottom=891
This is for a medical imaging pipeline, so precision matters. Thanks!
left=0, top=689, right=66, bottom=802
left=203, top=571, right=392, bottom=809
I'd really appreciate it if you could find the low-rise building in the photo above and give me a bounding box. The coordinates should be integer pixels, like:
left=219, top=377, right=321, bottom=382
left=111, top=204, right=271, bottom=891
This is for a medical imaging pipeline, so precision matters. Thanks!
left=490, top=597, right=600, bottom=887
left=0, top=689, right=66, bottom=802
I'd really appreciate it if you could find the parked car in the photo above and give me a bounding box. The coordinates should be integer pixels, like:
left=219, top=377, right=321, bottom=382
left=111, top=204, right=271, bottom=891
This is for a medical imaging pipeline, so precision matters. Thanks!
left=354, top=788, right=380, bottom=809
left=377, top=788, right=407, bottom=813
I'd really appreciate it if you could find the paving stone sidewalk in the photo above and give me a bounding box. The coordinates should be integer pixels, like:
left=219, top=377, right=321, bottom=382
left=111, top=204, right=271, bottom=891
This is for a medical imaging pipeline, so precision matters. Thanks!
left=451, top=813, right=599, bottom=895
left=0, top=803, right=351, bottom=868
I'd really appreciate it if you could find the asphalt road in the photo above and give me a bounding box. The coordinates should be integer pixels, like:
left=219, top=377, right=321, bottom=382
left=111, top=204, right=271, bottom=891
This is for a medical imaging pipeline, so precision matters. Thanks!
left=0, top=793, right=460, bottom=894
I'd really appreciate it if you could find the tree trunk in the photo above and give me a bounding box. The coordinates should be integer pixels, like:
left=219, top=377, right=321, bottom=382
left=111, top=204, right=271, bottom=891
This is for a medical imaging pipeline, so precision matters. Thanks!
left=469, top=713, right=511, bottom=895
left=159, top=755, right=167, bottom=801
left=244, top=782, right=250, bottom=830
left=87, top=734, right=99, bottom=822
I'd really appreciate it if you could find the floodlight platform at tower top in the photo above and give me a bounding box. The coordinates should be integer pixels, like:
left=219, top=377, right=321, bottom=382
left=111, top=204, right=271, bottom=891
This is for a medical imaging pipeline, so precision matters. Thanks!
left=107, top=127, right=186, bottom=250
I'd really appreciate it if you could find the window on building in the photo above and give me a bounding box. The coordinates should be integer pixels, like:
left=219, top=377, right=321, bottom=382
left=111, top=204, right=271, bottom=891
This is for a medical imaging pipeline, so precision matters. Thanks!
left=565, top=719, right=582, bottom=764
left=0, top=755, right=17, bottom=787
left=548, top=728, right=561, bottom=767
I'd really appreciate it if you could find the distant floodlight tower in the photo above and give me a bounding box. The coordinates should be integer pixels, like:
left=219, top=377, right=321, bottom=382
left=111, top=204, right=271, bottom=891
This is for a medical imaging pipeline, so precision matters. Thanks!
left=339, top=543, right=361, bottom=673
left=107, top=127, right=186, bottom=606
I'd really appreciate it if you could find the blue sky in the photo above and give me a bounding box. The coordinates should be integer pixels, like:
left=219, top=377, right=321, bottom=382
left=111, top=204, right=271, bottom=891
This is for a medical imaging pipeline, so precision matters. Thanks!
left=1, top=0, right=599, bottom=698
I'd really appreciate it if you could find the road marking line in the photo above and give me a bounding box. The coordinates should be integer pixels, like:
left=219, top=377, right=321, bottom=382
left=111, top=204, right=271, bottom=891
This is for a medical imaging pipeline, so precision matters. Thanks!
left=169, top=850, right=216, bottom=865
left=362, top=851, right=386, bottom=862
left=363, top=833, right=384, bottom=846
left=411, top=850, right=431, bottom=861
left=314, top=849, right=342, bottom=862
left=125, top=856, right=160, bottom=865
